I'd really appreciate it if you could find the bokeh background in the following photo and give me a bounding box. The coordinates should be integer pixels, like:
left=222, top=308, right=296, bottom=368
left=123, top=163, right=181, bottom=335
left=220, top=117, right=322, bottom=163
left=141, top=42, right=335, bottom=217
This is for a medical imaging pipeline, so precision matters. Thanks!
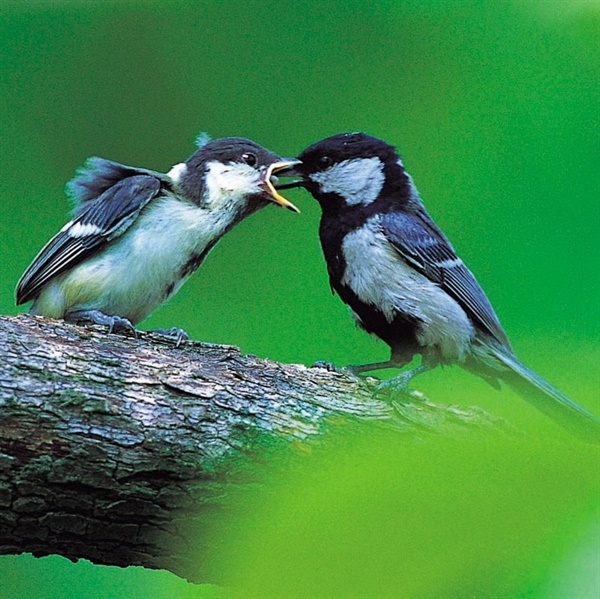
left=1, top=1, right=598, bottom=597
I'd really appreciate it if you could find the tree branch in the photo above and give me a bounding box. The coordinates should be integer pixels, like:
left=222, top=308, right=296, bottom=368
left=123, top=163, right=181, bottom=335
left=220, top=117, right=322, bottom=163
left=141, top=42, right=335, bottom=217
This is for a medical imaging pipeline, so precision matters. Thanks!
left=0, top=314, right=507, bottom=582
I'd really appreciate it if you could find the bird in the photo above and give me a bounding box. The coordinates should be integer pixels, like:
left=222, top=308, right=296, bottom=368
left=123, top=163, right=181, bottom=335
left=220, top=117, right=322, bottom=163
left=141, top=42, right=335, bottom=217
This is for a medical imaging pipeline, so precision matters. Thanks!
left=16, top=135, right=299, bottom=341
left=278, top=132, right=599, bottom=441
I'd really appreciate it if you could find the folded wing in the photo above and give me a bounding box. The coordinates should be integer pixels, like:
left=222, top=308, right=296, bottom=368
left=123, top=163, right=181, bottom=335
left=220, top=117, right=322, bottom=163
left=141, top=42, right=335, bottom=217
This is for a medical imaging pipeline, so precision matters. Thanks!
left=16, top=173, right=162, bottom=304
left=380, top=209, right=510, bottom=349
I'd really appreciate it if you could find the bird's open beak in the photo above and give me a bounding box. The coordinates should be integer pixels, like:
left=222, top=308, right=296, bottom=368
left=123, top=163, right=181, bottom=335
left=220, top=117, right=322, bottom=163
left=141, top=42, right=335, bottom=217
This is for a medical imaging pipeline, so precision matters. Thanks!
left=262, top=159, right=302, bottom=213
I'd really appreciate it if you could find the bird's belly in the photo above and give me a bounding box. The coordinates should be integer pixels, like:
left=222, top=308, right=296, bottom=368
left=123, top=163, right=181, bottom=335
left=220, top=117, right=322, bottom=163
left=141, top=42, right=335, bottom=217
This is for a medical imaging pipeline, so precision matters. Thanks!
left=37, top=250, right=184, bottom=325
left=339, top=226, right=475, bottom=362
left=35, top=198, right=221, bottom=324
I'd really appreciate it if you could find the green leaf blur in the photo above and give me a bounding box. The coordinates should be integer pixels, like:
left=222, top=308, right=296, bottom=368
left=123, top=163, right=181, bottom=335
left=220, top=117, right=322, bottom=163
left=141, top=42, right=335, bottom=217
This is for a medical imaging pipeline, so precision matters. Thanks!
left=215, top=432, right=600, bottom=599
left=1, top=1, right=598, bottom=597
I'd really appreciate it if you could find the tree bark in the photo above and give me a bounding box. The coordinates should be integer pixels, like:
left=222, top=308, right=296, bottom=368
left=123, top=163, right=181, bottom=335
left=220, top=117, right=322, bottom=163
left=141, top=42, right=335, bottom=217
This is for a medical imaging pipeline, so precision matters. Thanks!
left=0, top=314, right=507, bottom=582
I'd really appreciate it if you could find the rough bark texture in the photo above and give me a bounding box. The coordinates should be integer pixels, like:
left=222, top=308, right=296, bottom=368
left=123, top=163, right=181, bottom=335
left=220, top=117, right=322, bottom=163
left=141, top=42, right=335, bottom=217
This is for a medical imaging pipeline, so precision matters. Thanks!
left=0, top=314, right=507, bottom=582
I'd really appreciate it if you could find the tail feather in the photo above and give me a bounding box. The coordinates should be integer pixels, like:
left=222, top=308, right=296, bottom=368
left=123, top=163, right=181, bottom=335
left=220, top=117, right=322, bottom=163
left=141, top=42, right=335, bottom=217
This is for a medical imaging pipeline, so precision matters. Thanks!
left=492, top=350, right=600, bottom=443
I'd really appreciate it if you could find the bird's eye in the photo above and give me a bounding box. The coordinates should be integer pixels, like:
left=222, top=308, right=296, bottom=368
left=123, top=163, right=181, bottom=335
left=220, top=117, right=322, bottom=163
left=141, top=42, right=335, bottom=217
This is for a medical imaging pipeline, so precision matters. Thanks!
left=242, top=152, right=257, bottom=167
left=317, top=155, right=332, bottom=170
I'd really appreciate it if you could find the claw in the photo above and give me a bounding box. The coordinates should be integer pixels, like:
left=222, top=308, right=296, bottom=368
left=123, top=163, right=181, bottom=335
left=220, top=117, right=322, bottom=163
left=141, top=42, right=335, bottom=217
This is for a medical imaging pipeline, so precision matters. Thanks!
left=65, top=310, right=137, bottom=337
left=151, top=327, right=190, bottom=347
left=311, top=360, right=346, bottom=374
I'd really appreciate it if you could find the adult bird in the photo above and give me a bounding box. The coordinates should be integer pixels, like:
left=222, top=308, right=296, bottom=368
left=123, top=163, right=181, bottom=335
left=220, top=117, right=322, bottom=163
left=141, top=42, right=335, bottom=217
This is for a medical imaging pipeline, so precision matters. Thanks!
left=16, top=135, right=299, bottom=340
left=279, top=132, right=599, bottom=441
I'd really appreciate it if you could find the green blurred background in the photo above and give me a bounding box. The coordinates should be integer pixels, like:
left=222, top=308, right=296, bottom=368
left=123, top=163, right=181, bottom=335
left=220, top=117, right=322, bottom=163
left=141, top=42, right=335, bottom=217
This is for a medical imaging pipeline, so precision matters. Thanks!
left=1, top=1, right=598, bottom=597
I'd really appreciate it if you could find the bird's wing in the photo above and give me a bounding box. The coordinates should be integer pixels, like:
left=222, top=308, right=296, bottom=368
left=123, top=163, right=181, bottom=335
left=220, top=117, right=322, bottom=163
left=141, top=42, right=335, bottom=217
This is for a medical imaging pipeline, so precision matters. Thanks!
left=66, top=157, right=167, bottom=209
left=380, top=209, right=510, bottom=347
left=16, top=174, right=162, bottom=304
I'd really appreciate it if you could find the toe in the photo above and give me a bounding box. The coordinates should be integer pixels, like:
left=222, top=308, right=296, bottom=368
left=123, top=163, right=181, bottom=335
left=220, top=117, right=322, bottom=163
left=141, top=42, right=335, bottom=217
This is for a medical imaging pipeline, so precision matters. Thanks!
left=111, top=316, right=137, bottom=337
left=311, top=360, right=344, bottom=373
left=375, top=374, right=412, bottom=398
left=151, top=327, right=190, bottom=346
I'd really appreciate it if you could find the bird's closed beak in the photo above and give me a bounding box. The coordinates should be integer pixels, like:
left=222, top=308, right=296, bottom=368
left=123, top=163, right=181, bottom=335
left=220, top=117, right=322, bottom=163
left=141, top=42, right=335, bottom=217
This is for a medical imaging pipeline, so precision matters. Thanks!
left=271, top=160, right=306, bottom=191
left=262, top=159, right=302, bottom=213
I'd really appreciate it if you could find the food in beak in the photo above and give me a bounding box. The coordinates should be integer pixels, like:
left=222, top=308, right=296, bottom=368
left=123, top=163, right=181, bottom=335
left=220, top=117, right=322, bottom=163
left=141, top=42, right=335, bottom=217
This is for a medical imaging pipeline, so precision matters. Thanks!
left=262, top=160, right=302, bottom=213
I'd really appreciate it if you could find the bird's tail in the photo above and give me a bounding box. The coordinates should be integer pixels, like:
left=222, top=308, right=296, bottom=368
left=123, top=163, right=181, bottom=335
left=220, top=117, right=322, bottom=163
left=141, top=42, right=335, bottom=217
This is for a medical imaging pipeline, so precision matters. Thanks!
left=479, top=346, right=600, bottom=443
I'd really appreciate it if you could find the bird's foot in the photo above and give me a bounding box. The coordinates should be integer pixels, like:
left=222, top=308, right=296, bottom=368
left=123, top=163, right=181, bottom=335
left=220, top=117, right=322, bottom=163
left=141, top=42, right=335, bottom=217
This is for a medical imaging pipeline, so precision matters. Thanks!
left=311, top=360, right=357, bottom=376
left=375, top=363, right=432, bottom=400
left=151, top=327, right=190, bottom=347
left=66, top=310, right=137, bottom=337
left=311, top=360, right=344, bottom=373
left=376, top=372, right=414, bottom=397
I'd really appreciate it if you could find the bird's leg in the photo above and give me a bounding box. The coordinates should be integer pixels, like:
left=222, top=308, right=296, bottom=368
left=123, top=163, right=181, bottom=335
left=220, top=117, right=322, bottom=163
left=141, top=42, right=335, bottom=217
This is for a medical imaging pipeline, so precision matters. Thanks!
left=65, top=309, right=137, bottom=337
left=312, top=356, right=411, bottom=376
left=349, top=346, right=416, bottom=375
left=347, top=359, right=404, bottom=374
left=312, top=359, right=401, bottom=375
left=150, top=327, right=190, bottom=348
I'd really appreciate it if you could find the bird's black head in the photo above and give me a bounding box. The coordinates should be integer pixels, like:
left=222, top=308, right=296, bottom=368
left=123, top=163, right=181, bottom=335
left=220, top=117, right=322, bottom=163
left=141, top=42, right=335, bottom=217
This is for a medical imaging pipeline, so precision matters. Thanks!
left=169, top=136, right=299, bottom=213
left=281, top=132, right=417, bottom=214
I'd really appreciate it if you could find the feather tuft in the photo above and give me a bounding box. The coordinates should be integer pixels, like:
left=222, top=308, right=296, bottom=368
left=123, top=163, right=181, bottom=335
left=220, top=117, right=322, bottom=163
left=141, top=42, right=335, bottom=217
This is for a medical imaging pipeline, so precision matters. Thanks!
left=195, top=132, right=212, bottom=149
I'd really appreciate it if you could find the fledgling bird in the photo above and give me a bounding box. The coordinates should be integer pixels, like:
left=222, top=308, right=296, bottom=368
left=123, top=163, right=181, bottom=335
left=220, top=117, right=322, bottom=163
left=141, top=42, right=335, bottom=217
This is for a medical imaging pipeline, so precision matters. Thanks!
left=16, top=135, right=299, bottom=340
left=280, top=132, right=599, bottom=441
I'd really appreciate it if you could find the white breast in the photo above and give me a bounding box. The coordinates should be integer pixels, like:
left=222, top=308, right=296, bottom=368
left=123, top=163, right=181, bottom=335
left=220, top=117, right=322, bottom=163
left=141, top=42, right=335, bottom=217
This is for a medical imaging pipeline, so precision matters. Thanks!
left=340, top=217, right=475, bottom=362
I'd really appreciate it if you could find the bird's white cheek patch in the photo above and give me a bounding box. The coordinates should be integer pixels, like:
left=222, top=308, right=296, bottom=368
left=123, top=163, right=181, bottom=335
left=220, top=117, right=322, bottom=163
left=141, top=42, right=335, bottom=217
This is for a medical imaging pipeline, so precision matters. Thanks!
left=203, top=161, right=260, bottom=209
left=309, top=157, right=385, bottom=206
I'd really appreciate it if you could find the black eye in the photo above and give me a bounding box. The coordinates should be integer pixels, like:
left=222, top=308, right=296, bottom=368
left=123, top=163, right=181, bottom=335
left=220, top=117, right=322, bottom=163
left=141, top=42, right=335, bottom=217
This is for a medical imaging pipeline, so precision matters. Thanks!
left=242, top=152, right=257, bottom=167
left=317, top=155, right=332, bottom=170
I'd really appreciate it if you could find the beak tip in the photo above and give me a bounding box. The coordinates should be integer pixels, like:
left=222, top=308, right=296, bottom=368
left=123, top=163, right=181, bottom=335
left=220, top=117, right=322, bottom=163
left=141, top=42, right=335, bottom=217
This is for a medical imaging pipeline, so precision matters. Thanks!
left=274, top=194, right=300, bottom=213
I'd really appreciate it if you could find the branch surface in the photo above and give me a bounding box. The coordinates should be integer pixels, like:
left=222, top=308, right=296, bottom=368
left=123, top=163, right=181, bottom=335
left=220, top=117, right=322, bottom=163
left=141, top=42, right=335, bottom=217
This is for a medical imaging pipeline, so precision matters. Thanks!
left=0, top=314, right=506, bottom=582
